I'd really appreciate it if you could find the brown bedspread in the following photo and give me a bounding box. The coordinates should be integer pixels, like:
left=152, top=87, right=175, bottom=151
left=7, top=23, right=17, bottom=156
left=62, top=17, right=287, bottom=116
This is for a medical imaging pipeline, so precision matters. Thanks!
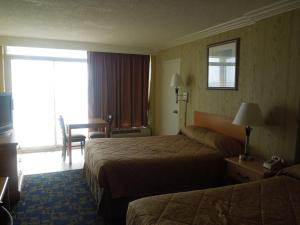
left=127, top=175, right=300, bottom=225
left=84, top=135, right=225, bottom=203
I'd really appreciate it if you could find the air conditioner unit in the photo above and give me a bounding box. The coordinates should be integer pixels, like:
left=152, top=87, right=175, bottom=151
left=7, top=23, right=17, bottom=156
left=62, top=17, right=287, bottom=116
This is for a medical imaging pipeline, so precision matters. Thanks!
left=111, top=127, right=151, bottom=138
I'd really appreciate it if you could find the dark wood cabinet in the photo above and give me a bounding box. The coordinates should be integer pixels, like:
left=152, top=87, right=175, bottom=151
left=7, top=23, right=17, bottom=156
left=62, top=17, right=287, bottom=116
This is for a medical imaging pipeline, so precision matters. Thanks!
left=0, top=132, right=20, bottom=205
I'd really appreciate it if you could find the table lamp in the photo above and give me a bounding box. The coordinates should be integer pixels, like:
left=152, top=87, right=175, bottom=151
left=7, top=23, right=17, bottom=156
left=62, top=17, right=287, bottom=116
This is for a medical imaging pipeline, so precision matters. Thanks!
left=233, top=102, right=264, bottom=160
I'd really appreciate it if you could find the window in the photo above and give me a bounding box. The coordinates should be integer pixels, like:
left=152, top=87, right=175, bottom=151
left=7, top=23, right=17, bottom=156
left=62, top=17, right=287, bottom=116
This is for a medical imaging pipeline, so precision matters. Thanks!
left=7, top=46, right=88, bottom=149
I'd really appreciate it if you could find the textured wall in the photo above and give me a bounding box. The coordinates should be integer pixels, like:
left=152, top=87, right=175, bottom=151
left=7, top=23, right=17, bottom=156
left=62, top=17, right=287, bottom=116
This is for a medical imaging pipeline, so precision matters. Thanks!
left=153, top=9, right=300, bottom=163
left=0, top=46, right=4, bottom=91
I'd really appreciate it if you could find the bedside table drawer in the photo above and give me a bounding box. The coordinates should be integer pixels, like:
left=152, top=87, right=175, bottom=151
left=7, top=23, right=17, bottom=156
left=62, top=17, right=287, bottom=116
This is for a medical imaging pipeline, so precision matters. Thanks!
left=227, top=162, right=263, bottom=182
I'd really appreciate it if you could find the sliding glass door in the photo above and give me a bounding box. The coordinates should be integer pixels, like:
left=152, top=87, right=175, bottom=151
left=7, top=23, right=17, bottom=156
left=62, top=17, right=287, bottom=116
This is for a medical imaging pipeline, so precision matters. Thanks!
left=54, top=61, right=88, bottom=145
left=10, top=55, right=87, bottom=149
left=12, top=59, right=56, bottom=147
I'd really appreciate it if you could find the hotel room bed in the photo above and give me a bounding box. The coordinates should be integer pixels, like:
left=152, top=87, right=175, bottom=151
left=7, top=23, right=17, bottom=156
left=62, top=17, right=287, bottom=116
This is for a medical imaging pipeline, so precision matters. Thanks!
left=127, top=165, right=300, bottom=225
left=83, top=112, right=244, bottom=220
left=83, top=129, right=243, bottom=220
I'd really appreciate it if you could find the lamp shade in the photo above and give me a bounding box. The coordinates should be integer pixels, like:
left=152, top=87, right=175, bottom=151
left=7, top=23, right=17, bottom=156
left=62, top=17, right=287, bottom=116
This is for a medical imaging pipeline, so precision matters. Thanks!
left=170, top=73, right=183, bottom=87
left=233, top=102, right=264, bottom=126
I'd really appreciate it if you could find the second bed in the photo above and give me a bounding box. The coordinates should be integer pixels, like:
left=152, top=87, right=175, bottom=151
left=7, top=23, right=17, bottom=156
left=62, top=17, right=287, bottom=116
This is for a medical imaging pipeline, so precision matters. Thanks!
left=127, top=164, right=300, bottom=225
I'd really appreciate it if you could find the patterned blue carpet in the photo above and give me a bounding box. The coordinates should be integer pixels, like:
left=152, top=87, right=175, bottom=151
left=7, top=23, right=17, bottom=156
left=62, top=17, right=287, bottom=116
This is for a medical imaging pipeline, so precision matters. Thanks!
left=12, top=170, right=104, bottom=225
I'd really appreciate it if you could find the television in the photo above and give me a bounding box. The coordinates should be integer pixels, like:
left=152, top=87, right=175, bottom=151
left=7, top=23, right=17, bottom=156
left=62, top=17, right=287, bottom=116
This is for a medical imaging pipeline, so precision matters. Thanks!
left=0, top=93, right=13, bottom=134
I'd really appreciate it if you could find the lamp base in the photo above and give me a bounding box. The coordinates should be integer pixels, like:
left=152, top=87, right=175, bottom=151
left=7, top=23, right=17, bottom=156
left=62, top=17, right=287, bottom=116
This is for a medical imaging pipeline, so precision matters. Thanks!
left=239, top=154, right=254, bottom=161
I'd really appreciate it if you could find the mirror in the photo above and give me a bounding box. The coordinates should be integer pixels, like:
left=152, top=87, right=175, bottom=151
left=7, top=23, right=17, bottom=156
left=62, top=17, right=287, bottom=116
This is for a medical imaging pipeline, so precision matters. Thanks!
left=207, top=38, right=240, bottom=90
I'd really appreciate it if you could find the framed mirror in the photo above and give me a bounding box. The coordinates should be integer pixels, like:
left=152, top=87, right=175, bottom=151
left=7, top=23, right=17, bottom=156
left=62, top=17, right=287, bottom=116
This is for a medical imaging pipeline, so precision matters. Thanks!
left=207, top=38, right=240, bottom=90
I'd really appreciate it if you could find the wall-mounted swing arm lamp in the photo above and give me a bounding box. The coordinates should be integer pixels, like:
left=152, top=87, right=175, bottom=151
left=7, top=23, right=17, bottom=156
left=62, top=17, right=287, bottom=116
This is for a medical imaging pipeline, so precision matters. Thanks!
left=170, top=73, right=189, bottom=104
left=170, top=73, right=189, bottom=127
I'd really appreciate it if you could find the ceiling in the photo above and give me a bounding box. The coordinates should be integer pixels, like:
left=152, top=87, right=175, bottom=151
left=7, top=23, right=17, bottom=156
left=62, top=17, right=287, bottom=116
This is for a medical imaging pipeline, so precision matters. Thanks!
left=0, top=0, right=284, bottom=50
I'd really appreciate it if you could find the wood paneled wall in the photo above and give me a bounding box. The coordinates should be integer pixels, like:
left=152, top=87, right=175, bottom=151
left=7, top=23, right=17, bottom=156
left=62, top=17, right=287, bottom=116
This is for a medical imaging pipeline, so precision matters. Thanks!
left=0, top=46, right=4, bottom=91
left=153, top=9, right=300, bottom=163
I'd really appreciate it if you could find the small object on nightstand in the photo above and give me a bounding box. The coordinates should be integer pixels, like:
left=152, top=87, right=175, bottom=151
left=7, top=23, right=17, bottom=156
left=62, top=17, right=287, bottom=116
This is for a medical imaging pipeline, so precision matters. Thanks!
left=239, top=154, right=254, bottom=161
left=263, top=156, right=284, bottom=170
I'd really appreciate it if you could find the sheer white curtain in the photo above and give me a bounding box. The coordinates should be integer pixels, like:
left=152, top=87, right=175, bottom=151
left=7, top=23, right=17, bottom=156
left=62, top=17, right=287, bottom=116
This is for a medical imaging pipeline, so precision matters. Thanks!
left=9, top=47, right=88, bottom=149
left=12, top=59, right=55, bottom=147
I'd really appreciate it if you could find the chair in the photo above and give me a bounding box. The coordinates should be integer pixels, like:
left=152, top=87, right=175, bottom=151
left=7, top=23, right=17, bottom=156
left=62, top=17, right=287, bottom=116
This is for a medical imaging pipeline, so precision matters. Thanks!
left=0, top=206, right=13, bottom=225
left=88, top=115, right=113, bottom=139
left=58, top=115, right=86, bottom=161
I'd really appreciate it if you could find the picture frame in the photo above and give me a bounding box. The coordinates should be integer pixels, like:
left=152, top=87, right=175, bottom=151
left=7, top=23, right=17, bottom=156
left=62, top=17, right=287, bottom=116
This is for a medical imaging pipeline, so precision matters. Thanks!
left=207, top=38, right=240, bottom=90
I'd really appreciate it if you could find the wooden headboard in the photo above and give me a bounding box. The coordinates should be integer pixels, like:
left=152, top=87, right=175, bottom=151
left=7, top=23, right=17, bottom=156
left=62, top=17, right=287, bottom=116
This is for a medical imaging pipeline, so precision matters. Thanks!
left=194, top=111, right=245, bottom=143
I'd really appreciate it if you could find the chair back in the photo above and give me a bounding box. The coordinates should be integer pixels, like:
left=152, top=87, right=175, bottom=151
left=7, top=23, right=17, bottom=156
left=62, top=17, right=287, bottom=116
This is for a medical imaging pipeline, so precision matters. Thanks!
left=107, top=115, right=113, bottom=125
left=58, top=115, right=67, bottom=142
left=0, top=206, right=13, bottom=225
left=107, top=115, right=113, bottom=137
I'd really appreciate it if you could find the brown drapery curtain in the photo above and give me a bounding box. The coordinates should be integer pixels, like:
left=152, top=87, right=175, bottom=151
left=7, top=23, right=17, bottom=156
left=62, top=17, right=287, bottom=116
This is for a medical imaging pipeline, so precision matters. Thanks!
left=88, top=52, right=150, bottom=129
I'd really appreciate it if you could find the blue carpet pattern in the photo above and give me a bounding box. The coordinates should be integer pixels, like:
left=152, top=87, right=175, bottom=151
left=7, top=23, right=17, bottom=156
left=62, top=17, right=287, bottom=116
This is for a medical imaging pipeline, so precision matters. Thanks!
left=12, top=170, right=104, bottom=225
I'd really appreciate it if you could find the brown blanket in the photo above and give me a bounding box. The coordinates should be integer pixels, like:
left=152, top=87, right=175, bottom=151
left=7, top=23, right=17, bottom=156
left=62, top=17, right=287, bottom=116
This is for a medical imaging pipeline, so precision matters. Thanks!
left=127, top=175, right=300, bottom=225
left=84, top=135, right=226, bottom=201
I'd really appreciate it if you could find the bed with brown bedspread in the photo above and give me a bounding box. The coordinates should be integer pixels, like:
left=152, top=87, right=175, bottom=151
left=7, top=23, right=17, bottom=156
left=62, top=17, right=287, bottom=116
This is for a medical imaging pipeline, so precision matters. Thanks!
left=83, top=126, right=243, bottom=220
left=127, top=164, right=300, bottom=225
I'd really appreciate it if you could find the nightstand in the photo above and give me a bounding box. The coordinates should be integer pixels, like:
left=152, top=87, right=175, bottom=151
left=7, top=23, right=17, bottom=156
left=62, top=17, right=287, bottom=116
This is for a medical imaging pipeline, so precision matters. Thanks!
left=225, top=156, right=276, bottom=183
